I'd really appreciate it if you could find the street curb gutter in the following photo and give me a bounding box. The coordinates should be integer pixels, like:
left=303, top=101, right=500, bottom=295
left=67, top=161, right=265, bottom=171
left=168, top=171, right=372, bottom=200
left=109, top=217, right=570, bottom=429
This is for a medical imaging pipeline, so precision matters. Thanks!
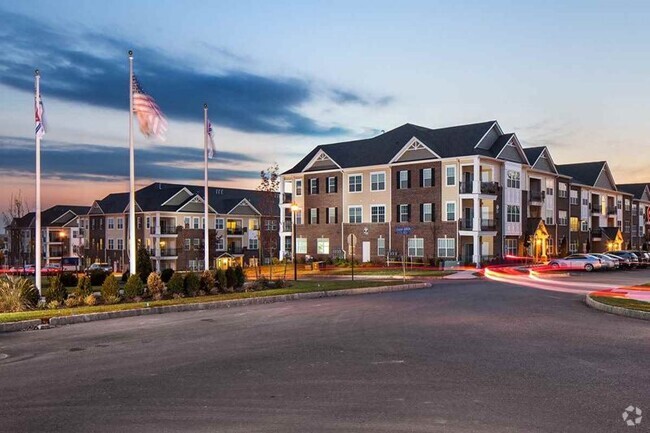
left=0, top=282, right=429, bottom=333
left=585, top=294, right=650, bottom=321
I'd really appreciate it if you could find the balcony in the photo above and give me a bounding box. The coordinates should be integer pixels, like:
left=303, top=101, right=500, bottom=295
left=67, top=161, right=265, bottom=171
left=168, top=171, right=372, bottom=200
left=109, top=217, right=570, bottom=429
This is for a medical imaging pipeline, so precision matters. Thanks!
left=282, top=192, right=293, bottom=204
left=529, top=190, right=545, bottom=203
left=150, top=226, right=178, bottom=235
left=227, top=228, right=243, bottom=236
left=481, top=219, right=497, bottom=230
left=480, top=182, right=499, bottom=195
left=48, top=233, right=66, bottom=243
left=459, top=182, right=473, bottom=194
left=459, top=219, right=473, bottom=230
left=591, top=228, right=602, bottom=238
left=607, top=206, right=617, bottom=216
left=228, top=247, right=244, bottom=254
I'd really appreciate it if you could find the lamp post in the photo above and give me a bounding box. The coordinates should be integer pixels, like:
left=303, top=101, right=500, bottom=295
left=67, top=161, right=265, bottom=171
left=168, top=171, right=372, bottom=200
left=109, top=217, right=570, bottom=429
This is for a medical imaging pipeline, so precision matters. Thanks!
left=290, top=203, right=300, bottom=281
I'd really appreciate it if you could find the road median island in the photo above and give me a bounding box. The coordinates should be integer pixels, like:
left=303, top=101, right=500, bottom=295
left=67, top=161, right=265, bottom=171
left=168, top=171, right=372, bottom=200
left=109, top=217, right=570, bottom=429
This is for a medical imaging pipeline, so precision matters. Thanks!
left=0, top=280, right=429, bottom=332
left=585, top=293, right=650, bottom=321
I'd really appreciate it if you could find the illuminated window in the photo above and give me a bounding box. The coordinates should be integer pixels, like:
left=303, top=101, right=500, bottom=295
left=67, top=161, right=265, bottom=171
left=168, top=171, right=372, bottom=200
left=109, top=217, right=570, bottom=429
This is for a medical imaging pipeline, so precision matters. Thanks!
left=317, top=238, right=330, bottom=254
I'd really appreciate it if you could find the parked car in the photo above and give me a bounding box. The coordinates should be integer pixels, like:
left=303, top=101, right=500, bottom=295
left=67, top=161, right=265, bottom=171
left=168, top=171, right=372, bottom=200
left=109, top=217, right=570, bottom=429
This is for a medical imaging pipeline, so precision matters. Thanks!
left=629, top=251, right=650, bottom=268
left=589, top=253, right=619, bottom=270
left=603, top=253, right=627, bottom=268
left=85, top=263, right=112, bottom=274
left=22, top=264, right=36, bottom=275
left=41, top=263, right=61, bottom=276
left=61, top=257, right=81, bottom=272
left=8, top=266, right=24, bottom=275
left=607, top=251, right=639, bottom=269
left=548, top=254, right=603, bottom=272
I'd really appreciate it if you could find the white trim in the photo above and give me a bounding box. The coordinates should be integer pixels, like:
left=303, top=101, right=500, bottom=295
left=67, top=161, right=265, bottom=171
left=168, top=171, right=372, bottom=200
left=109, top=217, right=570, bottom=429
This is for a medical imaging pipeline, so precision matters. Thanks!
left=370, top=204, right=387, bottom=223
left=50, top=210, right=76, bottom=225
left=445, top=165, right=457, bottom=187
left=369, top=171, right=387, bottom=192
left=226, top=198, right=261, bottom=215
left=594, top=162, right=618, bottom=191
left=160, top=187, right=194, bottom=207
left=495, top=135, right=531, bottom=166
left=303, top=149, right=342, bottom=172
left=176, top=196, right=218, bottom=214
left=445, top=201, right=456, bottom=221
left=348, top=205, right=363, bottom=224
left=347, top=173, right=363, bottom=193
left=89, top=201, right=104, bottom=215
left=473, top=122, right=501, bottom=149
left=122, top=202, right=143, bottom=213
left=389, top=136, right=441, bottom=163
left=294, top=179, right=303, bottom=196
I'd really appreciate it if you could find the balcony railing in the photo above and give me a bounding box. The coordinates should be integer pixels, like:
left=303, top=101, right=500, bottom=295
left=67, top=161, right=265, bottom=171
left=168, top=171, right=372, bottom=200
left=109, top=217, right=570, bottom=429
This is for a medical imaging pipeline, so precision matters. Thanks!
left=228, top=247, right=244, bottom=254
left=481, top=182, right=499, bottom=195
left=150, top=226, right=178, bottom=235
left=459, top=219, right=473, bottom=230
left=459, top=182, right=473, bottom=194
left=481, top=219, right=497, bottom=230
left=227, top=228, right=243, bottom=235
left=590, top=204, right=602, bottom=213
left=607, top=206, right=618, bottom=216
left=149, top=248, right=178, bottom=257
left=282, top=192, right=293, bottom=204
left=458, top=219, right=497, bottom=231
left=529, top=190, right=545, bottom=202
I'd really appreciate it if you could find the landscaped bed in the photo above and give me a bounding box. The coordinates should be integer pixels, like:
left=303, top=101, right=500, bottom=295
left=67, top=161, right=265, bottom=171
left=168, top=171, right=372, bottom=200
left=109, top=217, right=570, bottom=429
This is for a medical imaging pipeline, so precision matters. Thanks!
left=0, top=279, right=404, bottom=324
left=589, top=294, right=650, bottom=313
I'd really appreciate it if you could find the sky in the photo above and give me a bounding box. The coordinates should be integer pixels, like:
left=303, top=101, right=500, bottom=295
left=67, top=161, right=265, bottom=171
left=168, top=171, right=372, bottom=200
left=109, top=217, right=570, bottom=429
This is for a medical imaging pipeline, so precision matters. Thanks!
left=1, top=0, right=650, bottom=217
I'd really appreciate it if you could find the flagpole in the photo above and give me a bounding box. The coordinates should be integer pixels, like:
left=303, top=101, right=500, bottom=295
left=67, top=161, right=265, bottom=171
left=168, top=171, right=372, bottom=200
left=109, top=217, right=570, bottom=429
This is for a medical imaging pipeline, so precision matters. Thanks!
left=34, top=69, right=42, bottom=297
left=203, top=103, right=209, bottom=272
left=128, top=50, right=136, bottom=276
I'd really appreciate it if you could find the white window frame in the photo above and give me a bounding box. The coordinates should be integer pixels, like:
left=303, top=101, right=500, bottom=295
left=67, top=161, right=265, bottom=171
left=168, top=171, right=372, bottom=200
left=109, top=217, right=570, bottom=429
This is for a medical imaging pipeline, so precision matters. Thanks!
left=328, top=207, right=336, bottom=224
left=295, top=179, right=302, bottom=196
left=107, top=218, right=114, bottom=230
left=107, top=238, right=114, bottom=250
left=117, top=238, right=124, bottom=250
left=377, top=237, right=386, bottom=256
left=506, top=171, right=520, bottom=189
left=309, top=178, right=318, bottom=194
left=215, top=237, right=225, bottom=250
left=310, top=208, right=318, bottom=224
left=370, top=205, right=386, bottom=223
left=184, top=217, right=191, bottom=229
left=437, top=238, right=455, bottom=258
left=399, top=204, right=409, bottom=223
left=348, top=206, right=362, bottom=224
left=327, top=176, right=336, bottom=193
left=422, top=203, right=433, bottom=222
left=193, top=217, right=200, bottom=229
left=407, top=237, right=424, bottom=257
left=422, top=168, right=433, bottom=187
left=296, top=238, right=307, bottom=254
left=506, top=205, right=521, bottom=223
left=215, top=218, right=224, bottom=230
left=117, top=218, right=124, bottom=229
left=348, top=174, right=363, bottom=193
left=558, top=183, right=567, bottom=198
left=317, top=238, right=330, bottom=254
left=248, top=238, right=258, bottom=250
left=399, top=170, right=409, bottom=189
left=445, top=165, right=456, bottom=187
left=445, top=201, right=456, bottom=221
left=504, top=239, right=517, bottom=256
left=370, top=172, right=386, bottom=191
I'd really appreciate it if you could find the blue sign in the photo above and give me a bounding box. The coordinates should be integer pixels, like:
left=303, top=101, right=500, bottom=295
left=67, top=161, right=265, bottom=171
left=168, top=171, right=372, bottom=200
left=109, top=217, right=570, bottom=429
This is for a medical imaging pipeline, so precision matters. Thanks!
left=395, top=226, right=412, bottom=235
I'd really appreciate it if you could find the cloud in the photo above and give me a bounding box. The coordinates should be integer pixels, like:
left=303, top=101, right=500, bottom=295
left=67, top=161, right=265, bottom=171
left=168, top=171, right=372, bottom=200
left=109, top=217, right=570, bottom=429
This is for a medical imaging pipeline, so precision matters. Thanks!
left=0, top=10, right=390, bottom=136
left=0, top=136, right=260, bottom=182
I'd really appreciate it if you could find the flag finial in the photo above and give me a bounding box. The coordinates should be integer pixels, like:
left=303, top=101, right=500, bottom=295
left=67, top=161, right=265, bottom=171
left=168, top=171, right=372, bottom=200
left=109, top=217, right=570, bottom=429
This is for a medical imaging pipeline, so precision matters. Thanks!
left=35, top=69, right=40, bottom=76
left=204, top=103, right=208, bottom=109
left=128, top=50, right=133, bottom=58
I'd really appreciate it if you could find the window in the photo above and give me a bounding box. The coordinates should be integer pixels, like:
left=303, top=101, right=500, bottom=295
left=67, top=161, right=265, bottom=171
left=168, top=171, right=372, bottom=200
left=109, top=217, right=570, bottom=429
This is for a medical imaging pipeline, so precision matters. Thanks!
left=506, top=205, right=521, bottom=223
left=117, top=218, right=124, bottom=229
left=317, top=238, right=330, bottom=254
left=146, top=217, right=151, bottom=229
left=558, top=183, right=567, bottom=198
left=437, top=238, right=455, bottom=257
left=377, top=237, right=386, bottom=256
left=570, top=217, right=579, bottom=232
left=309, top=178, right=319, bottom=194
left=310, top=208, right=319, bottom=224
left=327, top=176, right=337, bottom=193
left=295, top=210, right=303, bottom=225
left=569, top=240, right=578, bottom=253
left=193, top=217, right=200, bottom=229
left=296, top=238, right=307, bottom=254
left=371, top=205, right=386, bottom=223
left=398, top=170, right=409, bottom=189
left=248, top=238, right=258, bottom=250
left=399, top=204, right=410, bottom=222
left=370, top=172, right=385, bottom=191
left=617, top=199, right=622, bottom=209
left=295, top=180, right=302, bottom=196
left=421, top=168, right=433, bottom=187
left=117, top=238, right=124, bottom=250
left=547, top=237, right=554, bottom=255
left=506, top=171, right=520, bottom=189
left=408, top=237, right=424, bottom=257
left=570, top=190, right=578, bottom=205
left=184, top=239, right=191, bottom=251
left=265, top=219, right=277, bottom=231
left=107, top=218, right=114, bottom=229
left=349, top=206, right=362, bottom=224
left=625, top=220, right=631, bottom=233
left=215, top=218, right=224, bottom=230
left=546, top=187, right=554, bottom=196
left=108, top=238, right=114, bottom=250
left=581, top=220, right=588, bottom=231
left=421, top=203, right=433, bottom=222
left=558, top=211, right=568, bottom=226
left=248, top=218, right=259, bottom=231
left=545, top=210, right=554, bottom=225
left=193, top=238, right=201, bottom=249
left=184, top=217, right=191, bottom=229
left=445, top=166, right=456, bottom=186
left=349, top=174, right=362, bottom=192
left=188, top=260, right=196, bottom=271
left=327, top=207, right=337, bottom=224
left=215, top=237, right=224, bottom=250
left=625, top=199, right=631, bottom=211
left=582, top=197, right=589, bottom=206
left=504, top=239, right=517, bottom=256
left=136, top=218, right=140, bottom=229
left=446, top=202, right=456, bottom=221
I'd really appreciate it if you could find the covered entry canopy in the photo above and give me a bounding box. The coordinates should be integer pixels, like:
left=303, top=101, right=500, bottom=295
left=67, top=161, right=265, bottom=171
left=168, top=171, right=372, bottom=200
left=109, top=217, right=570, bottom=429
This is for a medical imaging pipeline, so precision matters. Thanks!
left=527, top=218, right=550, bottom=261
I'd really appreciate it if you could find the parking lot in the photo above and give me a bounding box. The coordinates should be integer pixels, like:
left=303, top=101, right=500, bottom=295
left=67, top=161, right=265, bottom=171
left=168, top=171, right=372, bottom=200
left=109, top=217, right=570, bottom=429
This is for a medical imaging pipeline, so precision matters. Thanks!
left=547, top=266, right=650, bottom=287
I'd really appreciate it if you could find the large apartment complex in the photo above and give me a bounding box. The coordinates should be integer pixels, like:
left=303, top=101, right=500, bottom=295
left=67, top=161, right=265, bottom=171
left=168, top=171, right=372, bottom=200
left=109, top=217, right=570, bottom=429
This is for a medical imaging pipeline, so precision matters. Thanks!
left=5, top=182, right=280, bottom=271
left=278, top=121, right=650, bottom=265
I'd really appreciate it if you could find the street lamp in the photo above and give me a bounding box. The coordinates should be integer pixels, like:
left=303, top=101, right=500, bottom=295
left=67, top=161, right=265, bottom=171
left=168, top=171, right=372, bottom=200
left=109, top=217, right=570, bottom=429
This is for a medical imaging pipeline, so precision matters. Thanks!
left=290, top=203, right=300, bottom=281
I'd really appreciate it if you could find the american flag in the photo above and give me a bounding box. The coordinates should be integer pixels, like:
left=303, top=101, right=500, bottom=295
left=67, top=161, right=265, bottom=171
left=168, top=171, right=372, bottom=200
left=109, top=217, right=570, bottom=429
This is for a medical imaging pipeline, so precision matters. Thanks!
left=132, top=75, right=167, bottom=140
left=207, top=119, right=217, bottom=159
left=35, top=96, right=46, bottom=139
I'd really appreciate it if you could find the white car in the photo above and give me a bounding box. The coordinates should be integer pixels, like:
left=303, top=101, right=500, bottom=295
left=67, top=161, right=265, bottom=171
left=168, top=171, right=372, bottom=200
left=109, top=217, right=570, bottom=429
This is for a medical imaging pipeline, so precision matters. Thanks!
left=588, top=253, right=619, bottom=270
left=548, top=254, right=603, bottom=272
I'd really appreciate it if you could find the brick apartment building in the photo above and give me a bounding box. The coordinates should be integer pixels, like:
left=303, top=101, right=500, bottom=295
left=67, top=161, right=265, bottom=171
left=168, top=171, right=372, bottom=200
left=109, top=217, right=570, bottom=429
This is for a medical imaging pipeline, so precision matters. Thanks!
left=278, top=121, right=649, bottom=265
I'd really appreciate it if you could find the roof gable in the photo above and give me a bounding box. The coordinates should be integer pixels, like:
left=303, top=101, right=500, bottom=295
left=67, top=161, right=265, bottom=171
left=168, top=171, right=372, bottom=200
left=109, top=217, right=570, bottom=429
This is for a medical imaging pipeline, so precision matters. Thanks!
left=176, top=196, right=217, bottom=214
left=303, top=149, right=340, bottom=172
left=593, top=163, right=617, bottom=191
left=161, top=187, right=194, bottom=207
left=228, top=198, right=261, bottom=216
left=391, top=136, right=440, bottom=163
left=557, top=161, right=609, bottom=187
left=527, top=147, right=557, bottom=174
left=495, top=135, right=529, bottom=164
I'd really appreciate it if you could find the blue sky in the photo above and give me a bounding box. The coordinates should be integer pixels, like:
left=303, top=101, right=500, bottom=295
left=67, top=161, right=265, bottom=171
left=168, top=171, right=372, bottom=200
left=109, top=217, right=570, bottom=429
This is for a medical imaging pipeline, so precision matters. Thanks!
left=1, top=0, right=649, bottom=210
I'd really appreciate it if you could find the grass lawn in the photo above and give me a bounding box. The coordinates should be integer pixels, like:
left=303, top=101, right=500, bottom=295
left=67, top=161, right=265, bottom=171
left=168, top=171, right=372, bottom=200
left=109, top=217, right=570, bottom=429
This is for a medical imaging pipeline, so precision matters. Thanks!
left=590, top=294, right=650, bottom=313
left=0, top=280, right=405, bottom=324
left=320, top=268, right=455, bottom=277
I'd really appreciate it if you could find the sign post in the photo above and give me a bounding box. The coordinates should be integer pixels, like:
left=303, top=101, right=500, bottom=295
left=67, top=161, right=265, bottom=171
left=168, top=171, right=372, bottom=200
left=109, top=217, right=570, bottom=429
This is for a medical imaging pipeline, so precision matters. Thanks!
left=347, top=234, right=357, bottom=281
left=395, top=227, right=412, bottom=283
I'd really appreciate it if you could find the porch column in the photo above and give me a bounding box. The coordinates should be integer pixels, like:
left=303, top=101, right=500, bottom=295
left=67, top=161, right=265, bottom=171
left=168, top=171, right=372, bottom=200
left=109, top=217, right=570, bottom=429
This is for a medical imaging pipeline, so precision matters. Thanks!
left=473, top=197, right=481, bottom=231
left=541, top=237, right=547, bottom=261
left=155, top=258, right=160, bottom=273
left=473, top=157, right=481, bottom=194
left=472, top=232, right=481, bottom=268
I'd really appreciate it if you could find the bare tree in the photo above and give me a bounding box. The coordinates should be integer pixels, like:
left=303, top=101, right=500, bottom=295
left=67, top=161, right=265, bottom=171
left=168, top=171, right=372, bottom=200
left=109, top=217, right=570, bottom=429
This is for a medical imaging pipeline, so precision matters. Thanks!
left=256, top=163, right=280, bottom=279
left=2, top=191, right=30, bottom=228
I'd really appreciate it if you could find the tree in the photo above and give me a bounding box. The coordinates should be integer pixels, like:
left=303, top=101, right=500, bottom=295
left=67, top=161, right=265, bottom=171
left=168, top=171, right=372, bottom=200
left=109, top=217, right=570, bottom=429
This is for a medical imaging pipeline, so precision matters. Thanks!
left=256, top=163, right=280, bottom=278
left=3, top=191, right=31, bottom=266
left=136, top=247, right=153, bottom=283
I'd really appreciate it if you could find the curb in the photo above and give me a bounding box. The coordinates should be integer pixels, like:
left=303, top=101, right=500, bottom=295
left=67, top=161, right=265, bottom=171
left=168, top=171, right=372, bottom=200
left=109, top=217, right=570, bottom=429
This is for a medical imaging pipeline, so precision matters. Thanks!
left=585, top=294, right=650, bottom=321
left=0, top=282, right=429, bottom=333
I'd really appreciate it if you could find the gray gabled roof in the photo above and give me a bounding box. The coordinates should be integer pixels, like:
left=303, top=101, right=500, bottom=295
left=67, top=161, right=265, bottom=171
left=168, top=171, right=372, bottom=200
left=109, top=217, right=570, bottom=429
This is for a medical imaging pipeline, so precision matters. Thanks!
left=523, top=147, right=546, bottom=166
left=556, top=161, right=607, bottom=187
left=617, top=183, right=650, bottom=201
left=6, top=205, right=89, bottom=229
left=283, top=121, right=500, bottom=174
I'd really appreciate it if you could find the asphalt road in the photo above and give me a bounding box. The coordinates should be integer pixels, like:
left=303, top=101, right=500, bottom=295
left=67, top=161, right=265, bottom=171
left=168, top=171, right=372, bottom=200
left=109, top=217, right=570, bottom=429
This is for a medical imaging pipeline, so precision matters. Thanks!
left=1, top=280, right=648, bottom=433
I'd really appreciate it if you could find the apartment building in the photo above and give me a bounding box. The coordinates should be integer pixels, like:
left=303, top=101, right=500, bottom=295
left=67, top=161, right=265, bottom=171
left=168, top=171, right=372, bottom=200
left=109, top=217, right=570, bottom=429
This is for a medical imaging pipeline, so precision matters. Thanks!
left=279, top=121, right=645, bottom=265
left=79, top=182, right=279, bottom=272
left=5, top=205, right=89, bottom=266
left=617, top=183, right=650, bottom=250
